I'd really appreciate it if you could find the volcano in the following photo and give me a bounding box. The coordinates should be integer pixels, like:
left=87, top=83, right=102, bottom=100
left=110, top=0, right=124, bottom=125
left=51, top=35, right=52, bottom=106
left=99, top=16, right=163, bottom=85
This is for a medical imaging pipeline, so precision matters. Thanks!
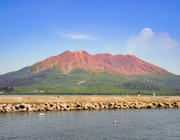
left=0, top=50, right=180, bottom=93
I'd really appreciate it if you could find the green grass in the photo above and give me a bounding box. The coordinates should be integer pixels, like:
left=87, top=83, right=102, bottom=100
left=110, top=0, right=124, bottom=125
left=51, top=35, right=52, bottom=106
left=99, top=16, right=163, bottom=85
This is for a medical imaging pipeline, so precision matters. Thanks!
left=5, top=89, right=180, bottom=96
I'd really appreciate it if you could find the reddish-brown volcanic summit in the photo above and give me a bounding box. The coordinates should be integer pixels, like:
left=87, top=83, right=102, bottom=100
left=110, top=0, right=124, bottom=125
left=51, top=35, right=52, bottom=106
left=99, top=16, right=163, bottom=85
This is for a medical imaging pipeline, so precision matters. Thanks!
left=32, top=50, right=167, bottom=75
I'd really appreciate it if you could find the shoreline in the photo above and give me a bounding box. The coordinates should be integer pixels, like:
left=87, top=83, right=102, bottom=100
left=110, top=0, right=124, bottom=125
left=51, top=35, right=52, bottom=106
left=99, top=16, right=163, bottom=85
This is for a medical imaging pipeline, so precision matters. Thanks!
left=1, top=96, right=180, bottom=113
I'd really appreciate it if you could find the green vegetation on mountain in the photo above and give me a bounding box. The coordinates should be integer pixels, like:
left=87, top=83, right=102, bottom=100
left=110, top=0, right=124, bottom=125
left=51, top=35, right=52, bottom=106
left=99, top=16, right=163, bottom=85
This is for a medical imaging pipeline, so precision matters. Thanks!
left=1, top=68, right=180, bottom=95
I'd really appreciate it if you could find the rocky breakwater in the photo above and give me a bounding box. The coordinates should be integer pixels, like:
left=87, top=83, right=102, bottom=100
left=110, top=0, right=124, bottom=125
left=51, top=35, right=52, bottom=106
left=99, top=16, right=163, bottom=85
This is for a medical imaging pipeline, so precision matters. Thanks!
left=1, top=96, right=180, bottom=113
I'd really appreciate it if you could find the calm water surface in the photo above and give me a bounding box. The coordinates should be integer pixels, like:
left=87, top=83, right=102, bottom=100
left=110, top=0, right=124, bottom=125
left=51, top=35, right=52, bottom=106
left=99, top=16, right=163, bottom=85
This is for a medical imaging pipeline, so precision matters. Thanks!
left=0, top=109, right=180, bottom=140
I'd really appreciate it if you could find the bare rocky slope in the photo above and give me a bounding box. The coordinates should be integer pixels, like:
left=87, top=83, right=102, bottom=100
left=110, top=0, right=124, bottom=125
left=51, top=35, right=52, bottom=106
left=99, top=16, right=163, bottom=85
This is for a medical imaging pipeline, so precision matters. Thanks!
left=31, top=50, right=167, bottom=75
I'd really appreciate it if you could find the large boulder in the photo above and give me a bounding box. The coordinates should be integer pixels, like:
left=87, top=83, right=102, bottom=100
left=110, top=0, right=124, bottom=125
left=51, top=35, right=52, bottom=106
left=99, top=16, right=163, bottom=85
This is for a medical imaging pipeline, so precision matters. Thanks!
left=76, top=102, right=83, bottom=110
left=56, top=103, right=61, bottom=111
left=173, top=102, right=180, bottom=108
left=108, top=102, right=115, bottom=109
left=158, top=102, right=165, bottom=108
left=46, top=103, right=56, bottom=111
left=81, top=103, right=88, bottom=110
left=59, top=103, right=71, bottom=111
left=11, top=105, right=18, bottom=112
left=0, top=105, right=5, bottom=112
left=4, top=104, right=12, bottom=112
left=99, top=102, right=106, bottom=109
left=164, top=102, right=173, bottom=108
left=93, top=102, right=100, bottom=110
left=19, top=108, right=27, bottom=112
left=39, top=104, right=46, bottom=111
left=86, top=102, right=96, bottom=110
left=123, top=102, right=129, bottom=109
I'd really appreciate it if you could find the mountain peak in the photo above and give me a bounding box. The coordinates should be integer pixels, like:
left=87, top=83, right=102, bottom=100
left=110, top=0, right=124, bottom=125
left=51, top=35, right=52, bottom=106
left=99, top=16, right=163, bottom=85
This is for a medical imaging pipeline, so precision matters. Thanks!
left=74, top=50, right=83, bottom=55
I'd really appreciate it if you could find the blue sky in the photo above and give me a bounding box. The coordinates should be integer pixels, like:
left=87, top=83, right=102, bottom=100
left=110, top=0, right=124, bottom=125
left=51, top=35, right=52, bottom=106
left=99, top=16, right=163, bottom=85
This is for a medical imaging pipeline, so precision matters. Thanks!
left=0, top=0, right=180, bottom=75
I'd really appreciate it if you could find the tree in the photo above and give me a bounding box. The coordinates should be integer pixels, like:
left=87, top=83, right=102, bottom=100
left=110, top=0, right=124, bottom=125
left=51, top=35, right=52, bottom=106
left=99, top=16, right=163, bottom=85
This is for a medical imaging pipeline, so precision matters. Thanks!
left=3, top=86, right=10, bottom=92
left=0, top=86, right=15, bottom=93
left=0, top=87, right=4, bottom=91
left=10, top=87, right=15, bottom=92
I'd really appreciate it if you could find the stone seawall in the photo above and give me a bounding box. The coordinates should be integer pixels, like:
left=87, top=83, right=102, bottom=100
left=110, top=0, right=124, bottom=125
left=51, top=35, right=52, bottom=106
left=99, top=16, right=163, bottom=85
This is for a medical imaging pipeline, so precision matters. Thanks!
left=0, top=96, right=180, bottom=113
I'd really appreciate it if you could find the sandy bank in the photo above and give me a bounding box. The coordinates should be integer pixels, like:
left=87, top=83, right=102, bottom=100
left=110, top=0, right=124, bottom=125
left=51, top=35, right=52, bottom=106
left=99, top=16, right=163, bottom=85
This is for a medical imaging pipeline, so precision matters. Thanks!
left=1, top=96, right=180, bottom=104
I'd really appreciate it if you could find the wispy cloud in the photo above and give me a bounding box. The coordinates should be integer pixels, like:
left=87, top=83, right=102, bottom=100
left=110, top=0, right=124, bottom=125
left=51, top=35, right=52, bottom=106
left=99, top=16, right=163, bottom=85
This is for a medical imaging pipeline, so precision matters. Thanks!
left=61, top=33, right=100, bottom=40
left=125, top=28, right=177, bottom=54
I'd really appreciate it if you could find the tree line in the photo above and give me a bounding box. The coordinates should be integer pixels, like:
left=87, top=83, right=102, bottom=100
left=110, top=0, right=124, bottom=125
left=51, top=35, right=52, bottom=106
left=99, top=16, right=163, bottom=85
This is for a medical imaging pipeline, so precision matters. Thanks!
left=0, top=86, right=15, bottom=93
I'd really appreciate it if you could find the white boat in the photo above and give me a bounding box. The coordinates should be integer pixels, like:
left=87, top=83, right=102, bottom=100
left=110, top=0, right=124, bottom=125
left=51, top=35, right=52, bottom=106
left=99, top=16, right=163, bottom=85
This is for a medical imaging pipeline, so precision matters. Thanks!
left=39, top=113, right=45, bottom=116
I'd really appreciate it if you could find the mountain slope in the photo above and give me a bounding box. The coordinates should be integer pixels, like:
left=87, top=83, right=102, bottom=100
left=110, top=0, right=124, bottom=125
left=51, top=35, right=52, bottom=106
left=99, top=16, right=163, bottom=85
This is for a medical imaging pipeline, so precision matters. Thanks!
left=0, top=50, right=180, bottom=93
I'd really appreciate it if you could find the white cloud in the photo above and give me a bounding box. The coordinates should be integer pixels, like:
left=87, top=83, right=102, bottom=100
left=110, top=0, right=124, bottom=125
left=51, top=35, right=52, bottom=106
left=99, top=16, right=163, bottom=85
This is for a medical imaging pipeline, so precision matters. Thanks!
left=155, top=33, right=177, bottom=50
left=139, top=28, right=154, bottom=39
left=125, top=28, right=177, bottom=54
left=61, top=33, right=100, bottom=40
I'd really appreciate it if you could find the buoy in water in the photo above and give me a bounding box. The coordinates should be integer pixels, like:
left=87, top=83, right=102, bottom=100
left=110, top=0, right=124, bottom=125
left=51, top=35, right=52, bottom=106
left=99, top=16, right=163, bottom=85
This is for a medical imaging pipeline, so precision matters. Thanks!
left=113, top=121, right=116, bottom=125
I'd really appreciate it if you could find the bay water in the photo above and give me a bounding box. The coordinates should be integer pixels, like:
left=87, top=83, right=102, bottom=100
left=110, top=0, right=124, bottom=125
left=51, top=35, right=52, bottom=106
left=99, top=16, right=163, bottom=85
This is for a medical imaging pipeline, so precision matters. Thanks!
left=0, top=109, right=180, bottom=140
